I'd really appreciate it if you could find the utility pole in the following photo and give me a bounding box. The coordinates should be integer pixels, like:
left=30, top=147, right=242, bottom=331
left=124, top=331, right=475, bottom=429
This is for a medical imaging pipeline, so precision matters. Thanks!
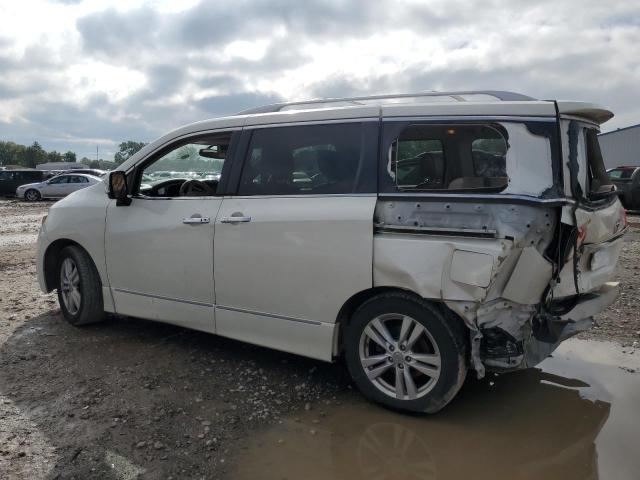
left=96, top=145, right=99, bottom=162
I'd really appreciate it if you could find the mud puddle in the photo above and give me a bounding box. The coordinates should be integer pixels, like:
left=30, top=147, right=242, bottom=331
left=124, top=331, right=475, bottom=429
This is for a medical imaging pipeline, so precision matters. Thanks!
left=232, top=339, right=640, bottom=480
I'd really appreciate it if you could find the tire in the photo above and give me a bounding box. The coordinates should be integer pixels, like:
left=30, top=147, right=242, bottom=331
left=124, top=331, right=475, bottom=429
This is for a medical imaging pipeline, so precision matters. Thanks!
left=344, top=292, right=467, bottom=413
left=25, top=189, right=41, bottom=201
left=56, top=246, right=105, bottom=326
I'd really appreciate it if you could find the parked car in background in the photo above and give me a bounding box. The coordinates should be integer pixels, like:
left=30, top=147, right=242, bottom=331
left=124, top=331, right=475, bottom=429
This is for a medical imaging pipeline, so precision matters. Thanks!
left=16, top=173, right=101, bottom=201
left=36, top=91, right=625, bottom=413
left=0, top=169, right=52, bottom=196
left=65, top=168, right=107, bottom=178
left=608, top=166, right=640, bottom=210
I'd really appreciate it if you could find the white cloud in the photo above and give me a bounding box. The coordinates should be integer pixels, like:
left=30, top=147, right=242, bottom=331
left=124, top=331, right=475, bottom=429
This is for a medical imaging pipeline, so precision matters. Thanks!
left=66, top=61, right=147, bottom=101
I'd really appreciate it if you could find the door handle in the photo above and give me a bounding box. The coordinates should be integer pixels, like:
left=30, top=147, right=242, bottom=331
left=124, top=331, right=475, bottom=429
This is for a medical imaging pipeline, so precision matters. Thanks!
left=220, top=216, right=252, bottom=223
left=183, top=216, right=210, bottom=224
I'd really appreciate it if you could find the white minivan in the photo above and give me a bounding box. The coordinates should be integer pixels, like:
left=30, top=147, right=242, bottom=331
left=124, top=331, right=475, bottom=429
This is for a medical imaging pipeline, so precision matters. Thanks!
left=36, top=91, right=626, bottom=413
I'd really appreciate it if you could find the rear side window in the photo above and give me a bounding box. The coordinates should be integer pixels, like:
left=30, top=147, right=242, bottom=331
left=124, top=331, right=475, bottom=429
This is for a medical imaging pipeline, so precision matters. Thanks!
left=384, top=123, right=509, bottom=192
left=20, top=172, right=41, bottom=181
left=238, top=123, right=373, bottom=195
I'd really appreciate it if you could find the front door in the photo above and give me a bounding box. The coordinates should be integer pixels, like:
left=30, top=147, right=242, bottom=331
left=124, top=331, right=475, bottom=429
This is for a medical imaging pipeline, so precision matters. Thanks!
left=43, top=175, right=70, bottom=197
left=214, top=122, right=378, bottom=360
left=105, top=131, right=237, bottom=332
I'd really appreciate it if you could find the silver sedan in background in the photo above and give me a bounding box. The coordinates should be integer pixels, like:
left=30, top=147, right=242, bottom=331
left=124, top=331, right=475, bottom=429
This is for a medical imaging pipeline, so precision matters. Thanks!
left=16, top=173, right=102, bottom=201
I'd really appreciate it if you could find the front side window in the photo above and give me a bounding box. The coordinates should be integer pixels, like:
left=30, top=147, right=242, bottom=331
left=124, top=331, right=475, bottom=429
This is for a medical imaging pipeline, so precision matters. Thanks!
left=137, top=132, right=232, bottom=197
left=238, top=123, right=367, bottom=196
left=384, top=123, right=508, bottom=192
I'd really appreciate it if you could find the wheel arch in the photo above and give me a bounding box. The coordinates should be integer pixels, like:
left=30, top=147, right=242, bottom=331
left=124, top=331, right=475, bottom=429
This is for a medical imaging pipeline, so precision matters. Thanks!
left=43, top=239, right=95, bottom=292
left=333, top=287, right=469, bottom=359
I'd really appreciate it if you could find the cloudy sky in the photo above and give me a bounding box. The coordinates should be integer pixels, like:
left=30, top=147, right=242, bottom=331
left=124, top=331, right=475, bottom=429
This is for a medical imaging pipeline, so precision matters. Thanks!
left=1, top=0, right=639, bottom=160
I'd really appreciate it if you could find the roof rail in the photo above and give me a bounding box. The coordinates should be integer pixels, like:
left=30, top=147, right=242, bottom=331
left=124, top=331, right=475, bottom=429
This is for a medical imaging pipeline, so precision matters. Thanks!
left=236, top=90, right=536, bottom=115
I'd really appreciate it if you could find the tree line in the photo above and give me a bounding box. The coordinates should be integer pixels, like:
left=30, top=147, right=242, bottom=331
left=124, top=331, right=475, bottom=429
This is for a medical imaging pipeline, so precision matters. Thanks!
left=0, top=140, right=147, bottom=170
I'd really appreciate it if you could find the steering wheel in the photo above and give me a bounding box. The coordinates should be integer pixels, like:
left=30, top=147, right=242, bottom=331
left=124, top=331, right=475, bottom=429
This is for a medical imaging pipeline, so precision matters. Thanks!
left=179, top=179, right=217, bottom=196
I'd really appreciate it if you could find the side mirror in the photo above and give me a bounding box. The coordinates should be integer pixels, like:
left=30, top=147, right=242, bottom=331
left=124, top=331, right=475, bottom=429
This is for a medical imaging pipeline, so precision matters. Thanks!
left=108, top=171, right=131, bottom=206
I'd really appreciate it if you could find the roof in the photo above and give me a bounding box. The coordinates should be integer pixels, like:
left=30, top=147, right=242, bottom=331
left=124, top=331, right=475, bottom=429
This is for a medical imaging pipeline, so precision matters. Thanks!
left=235, top=91, right=613, bottom=124
left=599, top=122, right=640, bottom=137
left=117, top=91, right=613, bottom=171
left=236, top=90, right=535, bottom=114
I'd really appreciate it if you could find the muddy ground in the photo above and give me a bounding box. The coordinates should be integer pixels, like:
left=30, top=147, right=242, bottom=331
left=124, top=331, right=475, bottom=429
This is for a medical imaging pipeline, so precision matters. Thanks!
left=0, top=199, right=639, bottom=479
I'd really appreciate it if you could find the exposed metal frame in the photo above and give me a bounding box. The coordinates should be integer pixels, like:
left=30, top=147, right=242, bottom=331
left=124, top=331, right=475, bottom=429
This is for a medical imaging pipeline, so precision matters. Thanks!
left=378, top=192, right=569, bottom=207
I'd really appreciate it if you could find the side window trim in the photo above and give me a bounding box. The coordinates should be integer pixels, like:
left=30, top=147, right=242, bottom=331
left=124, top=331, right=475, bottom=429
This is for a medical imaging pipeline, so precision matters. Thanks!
left=214, top=130, right=241, bottom=195
left=222, top=128, right=253, bottom=196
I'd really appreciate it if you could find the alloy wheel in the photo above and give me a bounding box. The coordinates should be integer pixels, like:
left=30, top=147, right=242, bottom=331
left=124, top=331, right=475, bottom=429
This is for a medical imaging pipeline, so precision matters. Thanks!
left=60, top=257, right=81, bottom=315
left=25, top=190, right=40, bottom=201
left=359, top=313, right=441, bottom=400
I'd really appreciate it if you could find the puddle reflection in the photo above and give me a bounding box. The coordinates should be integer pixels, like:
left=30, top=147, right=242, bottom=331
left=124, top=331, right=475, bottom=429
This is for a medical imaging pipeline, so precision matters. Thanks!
left=233, top=340, right=640, bottom=480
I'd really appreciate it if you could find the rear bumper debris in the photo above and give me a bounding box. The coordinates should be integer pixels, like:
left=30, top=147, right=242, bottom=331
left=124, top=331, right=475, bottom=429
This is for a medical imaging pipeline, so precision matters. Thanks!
left=477, top=282, right=619, bottom=375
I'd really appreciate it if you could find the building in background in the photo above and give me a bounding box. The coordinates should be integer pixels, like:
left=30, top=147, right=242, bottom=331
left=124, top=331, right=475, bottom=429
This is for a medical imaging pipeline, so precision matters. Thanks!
left=599, top=124, right=640, bottom=169
left=35, top=162, right=85, bottom=171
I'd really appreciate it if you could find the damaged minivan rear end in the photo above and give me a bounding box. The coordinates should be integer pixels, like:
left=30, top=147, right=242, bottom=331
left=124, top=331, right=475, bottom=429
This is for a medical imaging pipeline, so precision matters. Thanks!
left=368, top=99, right=625, bottom=410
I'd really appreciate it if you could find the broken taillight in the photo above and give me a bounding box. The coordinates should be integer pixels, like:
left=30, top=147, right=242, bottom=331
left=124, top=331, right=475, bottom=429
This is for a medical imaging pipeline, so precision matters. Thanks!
left=577, top=224, right=587, bottom=248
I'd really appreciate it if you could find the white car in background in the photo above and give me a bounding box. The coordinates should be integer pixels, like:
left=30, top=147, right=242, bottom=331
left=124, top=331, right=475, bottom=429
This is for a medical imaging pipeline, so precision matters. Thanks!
left=16, top=173, right=102, bottom=201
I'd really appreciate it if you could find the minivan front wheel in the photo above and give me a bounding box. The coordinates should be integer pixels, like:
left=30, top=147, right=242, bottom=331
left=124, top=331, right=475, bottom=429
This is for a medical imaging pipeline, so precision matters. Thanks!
left=345, top=293, right=467, bottom=413
left=25, top=189, right=41, bottom=201
left=56, top=246, right=105, bottom=326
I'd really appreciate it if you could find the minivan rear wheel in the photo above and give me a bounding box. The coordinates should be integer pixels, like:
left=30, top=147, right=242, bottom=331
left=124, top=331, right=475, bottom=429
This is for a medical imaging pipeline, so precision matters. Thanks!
left=344, top=292, right=467, bottom=413
left=56, top=246, right=105, bottom=326
left=25, top=189, right=41, bottom=201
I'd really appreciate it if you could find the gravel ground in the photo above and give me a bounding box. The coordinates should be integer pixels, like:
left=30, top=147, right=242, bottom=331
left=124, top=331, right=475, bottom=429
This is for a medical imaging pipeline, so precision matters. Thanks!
left=0, top=199, right=638, bottom=479
left=584, top=217, right=640, bottom=346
